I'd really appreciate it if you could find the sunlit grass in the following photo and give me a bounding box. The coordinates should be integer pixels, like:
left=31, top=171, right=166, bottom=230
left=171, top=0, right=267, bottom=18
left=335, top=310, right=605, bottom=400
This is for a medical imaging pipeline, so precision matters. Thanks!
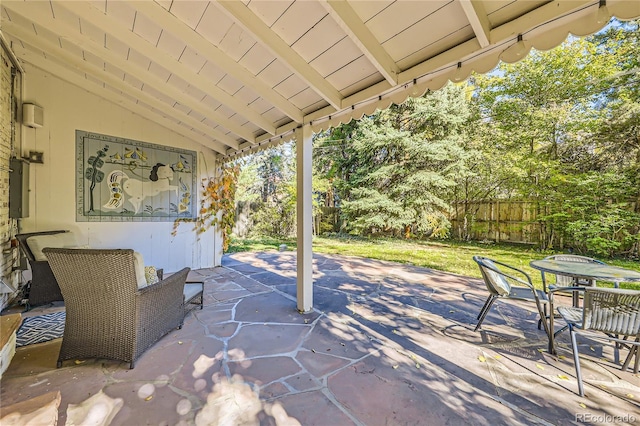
left=228, top=235, right=640, bottom=290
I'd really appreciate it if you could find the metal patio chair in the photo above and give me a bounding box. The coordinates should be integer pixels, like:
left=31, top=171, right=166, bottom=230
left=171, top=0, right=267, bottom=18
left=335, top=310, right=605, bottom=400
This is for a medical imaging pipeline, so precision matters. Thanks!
left=543, top=254, right=605, bottom=304
left=537, top=254, right=606, bottom=332
left=44, top=248, right=190, bottom=369
left=473, top=256, right=550, bottom=338
left=556, top=287, right=640, bottom=396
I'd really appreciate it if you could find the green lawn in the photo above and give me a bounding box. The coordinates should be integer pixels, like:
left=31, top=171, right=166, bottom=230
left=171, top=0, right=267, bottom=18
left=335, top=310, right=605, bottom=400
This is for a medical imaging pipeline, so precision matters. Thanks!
left=228, top=235, right=640, bottom=290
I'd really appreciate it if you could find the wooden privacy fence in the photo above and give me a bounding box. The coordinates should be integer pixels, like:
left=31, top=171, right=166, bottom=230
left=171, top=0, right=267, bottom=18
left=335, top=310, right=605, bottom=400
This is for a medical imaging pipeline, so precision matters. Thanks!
left=450, top=200, right=543, bottom=244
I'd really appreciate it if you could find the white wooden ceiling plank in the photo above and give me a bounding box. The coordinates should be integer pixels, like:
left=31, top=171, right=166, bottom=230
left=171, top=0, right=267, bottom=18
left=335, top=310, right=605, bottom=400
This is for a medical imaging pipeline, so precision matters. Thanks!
left=187, top=110, right=207, bottom=123
left=384, top=7, right=472, bottom=64
left=234, top=86, right=261, bottom=107
left=262, top=107, right=287, bottom=124
left=202, top=118, right=228, bottom=132
left=58, top=38, right=85, bottom=60
left=173, top=102, right=192, bottom=115
left=246, top=0, right=292, bottom=27
left=49, top=2, right=81, bottom=29
left=274, top=74, right=309, bottom=99
left=217, top=75, right=244, bottom=97
left=249, top=97, right=277, bottom=116
left=201, top=96, right=222, bottom=111
left=104, top=62, right=124, bottom=81
left=30, top=23, right=61, bottom=47
left=82, top=49, right=106, bottom=70
left=238, top=44, right=274, bottom=75
left=156, top=30, right=187, bottom=61
left=327, top=56, right=378, bottom=95
left=395, top=27, right=473, bottom=70
left=217, top=24, right=257, bottom=62
left=183, top=85, right=207, bottom=102
left=301, top=100, right=327, bottom=118
left=131, top=8, right=162, bottom=45
left=216, top=0, right=341, bottom=110
left=257, top=59, right=294, bottom=88
left=198, top=61, right=226, bottom=85
left=367, top=0, right=448, bottom=43
left=289, top=87, right=324, bottom=111
left=45, top=1, right=266, bottom=140
left=130, top=1, right=303, bottom=122
left=88, top=1, right=106, bottom=13
left=141, top=84, right=176, bottom=106
left=321, top=0, right=399, bottom=85
left=11, top=39, right=228, bottom=154
left=126, top=49, right=152, bottom=70
left=486, top=0, right=545, bottom=27
left=458, top=0, right=491, bottom=47
left=179, top=47, right=207, bottom=74
left=337, top=71, right=382, bottom=98
left=103, top=0, right=136, bottom=30
left=104, top=34, right=129, bottom=59
left=489, top=0, right=592, bottom=42
left=194, top=3, right=234, bottom=45
left=123, top=73, right=144, bottom=90
left=147, top=61, right=171, bottom=82
left=310, top=37, right=366, bottom=78
left=270, top=0, right=327, bottom=46
left=348, top=0, right=393, bottom=22
left=291, top=14, right=345, bottom=63
left=168, top=0, right=209, bottom=29
left=78, top=17, right=106, bottom=46
left=167, top=73, right=190, bottom=93
left=153, top=0, right=172, bottom=12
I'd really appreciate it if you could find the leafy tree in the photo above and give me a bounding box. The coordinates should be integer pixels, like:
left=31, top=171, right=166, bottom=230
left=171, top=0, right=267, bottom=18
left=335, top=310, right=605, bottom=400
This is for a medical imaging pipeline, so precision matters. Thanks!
left=315, top=83, right=471, bottom=238
left=235, top=145, right=297, bottom=238
left=469, top=21, right=640, bottom=256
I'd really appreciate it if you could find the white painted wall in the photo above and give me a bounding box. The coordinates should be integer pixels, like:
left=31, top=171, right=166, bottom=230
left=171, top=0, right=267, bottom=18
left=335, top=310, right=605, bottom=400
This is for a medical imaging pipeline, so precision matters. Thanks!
left=19, top=64, right=222, bottom=272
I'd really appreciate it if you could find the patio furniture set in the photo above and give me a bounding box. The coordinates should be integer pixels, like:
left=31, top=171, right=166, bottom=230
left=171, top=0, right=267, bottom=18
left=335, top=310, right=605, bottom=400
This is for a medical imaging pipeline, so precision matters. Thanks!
left=473, top=254, right=640, bottom=397
left=14, top=230, right=204, bottom=369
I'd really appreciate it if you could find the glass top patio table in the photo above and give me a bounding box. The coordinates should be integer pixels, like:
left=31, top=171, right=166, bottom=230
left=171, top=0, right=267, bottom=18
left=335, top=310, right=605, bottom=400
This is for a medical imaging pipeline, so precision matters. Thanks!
left=530, top=259, right=640, bottom=285
left=530, top=259, right=640, bottom=354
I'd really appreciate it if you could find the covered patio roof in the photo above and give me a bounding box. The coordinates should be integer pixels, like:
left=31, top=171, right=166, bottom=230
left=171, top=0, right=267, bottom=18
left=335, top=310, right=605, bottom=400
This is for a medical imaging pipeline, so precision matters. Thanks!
left=2, top=1, right=639, bottom=159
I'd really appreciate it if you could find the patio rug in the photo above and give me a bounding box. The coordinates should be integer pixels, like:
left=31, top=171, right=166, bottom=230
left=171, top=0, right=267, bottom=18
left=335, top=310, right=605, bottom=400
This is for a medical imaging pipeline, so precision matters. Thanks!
left=16, top=311, right=65, bottom=347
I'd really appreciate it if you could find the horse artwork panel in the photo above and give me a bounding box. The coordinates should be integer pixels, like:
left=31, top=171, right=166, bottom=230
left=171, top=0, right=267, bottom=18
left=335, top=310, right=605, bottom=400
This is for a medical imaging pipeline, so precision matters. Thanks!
left=76, top=130, right=197, bottom=222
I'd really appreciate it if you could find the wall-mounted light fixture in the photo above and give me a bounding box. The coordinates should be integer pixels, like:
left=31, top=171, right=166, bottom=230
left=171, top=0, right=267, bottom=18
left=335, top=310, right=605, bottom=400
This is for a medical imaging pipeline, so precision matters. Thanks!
left=452, top=62, right=466, bottom=83
left=595, top=0, right=609, bottom=25
left=500, top=34, right=529, bottom=63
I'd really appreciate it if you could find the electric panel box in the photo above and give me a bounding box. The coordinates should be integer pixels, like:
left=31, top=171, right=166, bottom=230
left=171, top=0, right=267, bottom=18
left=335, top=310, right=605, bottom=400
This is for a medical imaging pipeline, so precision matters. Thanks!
left=9, top=158, right=29, bottom=218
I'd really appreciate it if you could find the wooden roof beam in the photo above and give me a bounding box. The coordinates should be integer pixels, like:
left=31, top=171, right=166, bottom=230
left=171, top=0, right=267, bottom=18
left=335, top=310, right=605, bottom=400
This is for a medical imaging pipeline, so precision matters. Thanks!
left=320, top=0, right=399, bottom=85
left=216, top=0, right=342, bottom=111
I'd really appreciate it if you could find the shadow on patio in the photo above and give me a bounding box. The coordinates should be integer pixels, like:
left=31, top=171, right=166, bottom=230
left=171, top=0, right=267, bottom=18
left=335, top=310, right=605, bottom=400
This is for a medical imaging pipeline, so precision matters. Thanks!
left=1, top=252, right=639, bottom=425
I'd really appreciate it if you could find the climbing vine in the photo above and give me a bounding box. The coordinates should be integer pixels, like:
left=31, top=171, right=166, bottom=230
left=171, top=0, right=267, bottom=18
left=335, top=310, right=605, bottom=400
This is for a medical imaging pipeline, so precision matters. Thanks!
left=173, top=162, right=240, bottom=252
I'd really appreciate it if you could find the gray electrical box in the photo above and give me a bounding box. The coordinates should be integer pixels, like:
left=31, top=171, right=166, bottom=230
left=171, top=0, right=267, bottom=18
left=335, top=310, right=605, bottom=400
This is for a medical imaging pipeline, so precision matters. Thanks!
left=9, top=158, right=29, bottom=218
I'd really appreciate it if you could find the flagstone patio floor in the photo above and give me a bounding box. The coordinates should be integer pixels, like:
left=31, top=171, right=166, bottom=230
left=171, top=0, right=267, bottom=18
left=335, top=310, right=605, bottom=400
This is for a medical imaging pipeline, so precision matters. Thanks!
left=1, top=251, right=639, bottom=425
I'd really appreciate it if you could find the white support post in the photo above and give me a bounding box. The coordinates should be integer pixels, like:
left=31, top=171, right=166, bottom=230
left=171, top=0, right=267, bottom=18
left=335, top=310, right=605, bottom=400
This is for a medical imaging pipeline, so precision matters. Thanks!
left=296, top=124, right=313, bottom=312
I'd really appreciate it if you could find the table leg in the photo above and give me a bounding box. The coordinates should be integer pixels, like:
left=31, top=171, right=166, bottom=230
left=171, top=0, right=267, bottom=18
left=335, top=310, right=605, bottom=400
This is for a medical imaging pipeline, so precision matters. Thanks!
left=548, top=292, right=556, bottom=355
left=621, top=338, right=640, bottom=374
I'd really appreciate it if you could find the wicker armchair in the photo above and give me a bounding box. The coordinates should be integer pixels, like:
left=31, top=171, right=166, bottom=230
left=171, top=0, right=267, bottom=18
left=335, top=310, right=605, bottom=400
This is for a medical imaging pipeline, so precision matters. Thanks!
left=43, top=248, right=189, bottom=369
left=15, top=231, right=68, bottom=307
left=556, top=287, right=640, bottom=396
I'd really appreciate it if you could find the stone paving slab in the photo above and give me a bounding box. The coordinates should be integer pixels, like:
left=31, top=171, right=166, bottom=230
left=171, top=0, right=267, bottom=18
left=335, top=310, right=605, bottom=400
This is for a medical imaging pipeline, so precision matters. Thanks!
left=1, top=251, right=638, bottom=425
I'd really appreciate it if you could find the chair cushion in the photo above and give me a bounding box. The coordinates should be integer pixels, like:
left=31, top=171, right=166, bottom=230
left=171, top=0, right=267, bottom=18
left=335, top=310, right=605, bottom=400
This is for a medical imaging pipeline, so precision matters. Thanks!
left=482, top=259, right=511, bottom=296
left=27, top=233, right=79, bottom=261
left=133, top=252, right=148, bottom=289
